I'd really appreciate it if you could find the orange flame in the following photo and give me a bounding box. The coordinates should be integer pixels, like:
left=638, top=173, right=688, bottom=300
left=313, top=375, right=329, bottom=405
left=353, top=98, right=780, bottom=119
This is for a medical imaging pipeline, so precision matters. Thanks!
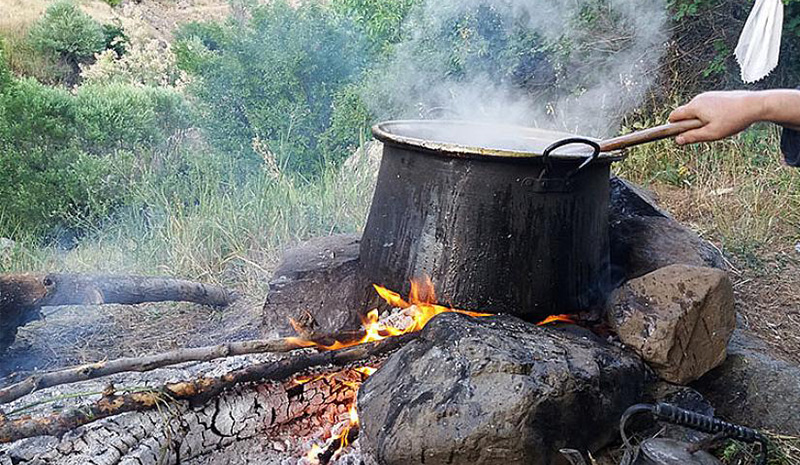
left=298, top=278, right=577, bottom=461
left=536, top=314, right=576, bottom=326
left=289, top=277, right=491, bottom=352
left=355, top=366, right=376, bottom=377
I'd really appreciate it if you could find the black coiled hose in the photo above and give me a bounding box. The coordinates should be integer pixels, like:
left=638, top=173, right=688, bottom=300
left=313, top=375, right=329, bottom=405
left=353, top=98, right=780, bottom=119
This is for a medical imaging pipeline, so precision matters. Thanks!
left=620, top=403, right=769, bottom=465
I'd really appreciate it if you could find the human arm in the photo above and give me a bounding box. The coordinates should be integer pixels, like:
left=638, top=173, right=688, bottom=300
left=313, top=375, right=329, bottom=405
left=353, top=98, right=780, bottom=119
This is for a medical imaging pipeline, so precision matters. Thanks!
left=668, top=89, right=800, bottom=145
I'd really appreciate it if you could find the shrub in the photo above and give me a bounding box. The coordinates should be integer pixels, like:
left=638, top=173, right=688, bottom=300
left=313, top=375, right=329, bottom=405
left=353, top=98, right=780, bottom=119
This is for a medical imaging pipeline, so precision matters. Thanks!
left=81, top=35, right=186, bottom=88
left=102, top=23, right=128, bottom=57
left=0, top=146, right=132, bottom=239
left=0, top=45, right=11, bottom=91
left=0, top=76, right=78, bottom=152
left=176, top=0, right=368, bottom=173
left=73, top=82, right=190, bottom=153
left=0, top=72, right=191, bottom=239
left=27, top=1, right=106, bottom=66
left=330, top=0, right=418, bottom=53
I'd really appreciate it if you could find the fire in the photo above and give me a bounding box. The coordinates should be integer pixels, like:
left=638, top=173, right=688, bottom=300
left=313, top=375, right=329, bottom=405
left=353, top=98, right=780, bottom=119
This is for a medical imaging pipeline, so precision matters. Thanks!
left=298, top=277, right=576, bottom=463
left=536, top=314, right=576, bottom=326
left=305, top=445, right=324, bottom=463
left=290, top=276, right=575, bottom=354
left=354, top=366, right=376, bottom=377
left=304, top=369, right=369, bottom=464
left=290, top=277, right=491, bottom=352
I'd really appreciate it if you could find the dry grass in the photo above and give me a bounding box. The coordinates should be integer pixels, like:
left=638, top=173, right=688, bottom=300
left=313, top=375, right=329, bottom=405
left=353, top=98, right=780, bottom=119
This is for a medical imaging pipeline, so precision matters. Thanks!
left=617, top=124, right=800, bottom=364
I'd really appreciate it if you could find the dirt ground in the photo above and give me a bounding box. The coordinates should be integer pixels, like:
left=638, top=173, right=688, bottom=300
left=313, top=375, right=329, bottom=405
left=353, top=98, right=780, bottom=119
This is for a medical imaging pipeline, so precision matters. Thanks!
left=655, top=186, right=800, bottom=366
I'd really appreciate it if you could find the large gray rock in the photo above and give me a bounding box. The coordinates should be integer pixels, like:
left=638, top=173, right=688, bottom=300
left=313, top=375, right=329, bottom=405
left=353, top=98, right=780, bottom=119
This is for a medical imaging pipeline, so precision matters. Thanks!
left=261, top=234, right=363, bottom=338
left=357, top=313, right=648, bottom=465
left=607, top=265, right=735, bottom=384
left=693, top=330, right=800, bottom=435
left=609, top=177, right=725, bottom=281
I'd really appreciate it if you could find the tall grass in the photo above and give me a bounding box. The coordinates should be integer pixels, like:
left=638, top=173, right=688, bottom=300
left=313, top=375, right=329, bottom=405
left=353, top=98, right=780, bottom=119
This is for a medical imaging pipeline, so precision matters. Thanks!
left=617, top=122, right=800, bottom=262
left=0, top=145, right=378, bottom=294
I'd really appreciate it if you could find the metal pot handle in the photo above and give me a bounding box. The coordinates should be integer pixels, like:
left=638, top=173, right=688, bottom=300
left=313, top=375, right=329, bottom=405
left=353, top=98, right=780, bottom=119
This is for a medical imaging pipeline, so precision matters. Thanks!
left=541, top=138, right=602, bottom=179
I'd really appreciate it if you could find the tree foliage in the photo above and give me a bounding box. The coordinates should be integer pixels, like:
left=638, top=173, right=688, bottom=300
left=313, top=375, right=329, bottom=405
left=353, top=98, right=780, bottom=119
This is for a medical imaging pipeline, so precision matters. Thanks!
left=175, top=0, right=369, bottom=173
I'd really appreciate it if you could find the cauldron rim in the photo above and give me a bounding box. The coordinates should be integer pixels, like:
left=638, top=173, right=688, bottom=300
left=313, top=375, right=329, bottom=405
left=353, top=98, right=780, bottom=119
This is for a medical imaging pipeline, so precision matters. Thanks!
left=372, top=120, right=624, bottom=162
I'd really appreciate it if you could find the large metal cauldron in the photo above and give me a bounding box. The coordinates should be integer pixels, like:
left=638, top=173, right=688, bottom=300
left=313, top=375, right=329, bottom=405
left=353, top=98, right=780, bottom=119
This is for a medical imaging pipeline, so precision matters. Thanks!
left=357, top=120, right=623, bottom=321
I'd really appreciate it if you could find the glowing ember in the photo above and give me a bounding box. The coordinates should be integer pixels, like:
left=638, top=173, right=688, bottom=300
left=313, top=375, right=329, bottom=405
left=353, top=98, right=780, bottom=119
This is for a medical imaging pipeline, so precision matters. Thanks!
left=355, top=366, right=376, bottom=377
left=305, top=444, right=324, bottom=464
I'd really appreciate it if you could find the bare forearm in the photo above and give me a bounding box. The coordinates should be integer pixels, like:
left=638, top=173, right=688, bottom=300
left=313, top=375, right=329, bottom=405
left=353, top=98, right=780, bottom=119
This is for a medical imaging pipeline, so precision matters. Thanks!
left=754, top=90, right=800, bottom=131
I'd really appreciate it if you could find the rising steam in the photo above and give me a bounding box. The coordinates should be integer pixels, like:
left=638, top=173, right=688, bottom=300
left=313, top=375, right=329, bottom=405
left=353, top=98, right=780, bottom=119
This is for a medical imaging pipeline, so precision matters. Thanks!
left=367, top=0, right=668, bottom=138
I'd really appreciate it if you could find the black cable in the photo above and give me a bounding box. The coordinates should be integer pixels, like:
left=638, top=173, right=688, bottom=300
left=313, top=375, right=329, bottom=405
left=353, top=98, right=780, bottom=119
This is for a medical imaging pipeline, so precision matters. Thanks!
left=619, top=403, right=769, bottom=465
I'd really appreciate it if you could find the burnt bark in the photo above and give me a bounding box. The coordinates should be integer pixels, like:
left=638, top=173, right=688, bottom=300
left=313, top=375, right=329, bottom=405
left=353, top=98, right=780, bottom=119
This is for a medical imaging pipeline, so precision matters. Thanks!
left=262, top=234, right=363, bottom=338
left=38, top=274, right=236, bottom=308
left=0, top=333, right=416, bottom=444
left=0, top=366, right=364, bottom=465
left=0, top=337, right=315, bottom=406
left=0, top=275, right=46, bottom=354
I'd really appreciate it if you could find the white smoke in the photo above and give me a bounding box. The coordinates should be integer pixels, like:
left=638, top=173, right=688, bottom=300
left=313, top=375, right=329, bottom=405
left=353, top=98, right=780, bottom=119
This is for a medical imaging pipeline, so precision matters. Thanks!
left=367, top=0, right=669, bottom=138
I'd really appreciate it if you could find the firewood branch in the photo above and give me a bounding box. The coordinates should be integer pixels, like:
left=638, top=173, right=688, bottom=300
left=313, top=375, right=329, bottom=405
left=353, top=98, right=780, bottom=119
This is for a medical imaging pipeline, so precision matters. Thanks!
left=0, top=337, right=316, bottom=405
left=0, top=333, right=417, bottom=444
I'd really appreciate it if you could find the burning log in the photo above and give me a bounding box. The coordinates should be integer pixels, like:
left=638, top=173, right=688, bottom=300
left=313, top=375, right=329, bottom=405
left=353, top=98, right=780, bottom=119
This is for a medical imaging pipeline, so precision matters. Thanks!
left=0, top=273, right=237, bottom=352
left=0, top=333, right=416, bottom=444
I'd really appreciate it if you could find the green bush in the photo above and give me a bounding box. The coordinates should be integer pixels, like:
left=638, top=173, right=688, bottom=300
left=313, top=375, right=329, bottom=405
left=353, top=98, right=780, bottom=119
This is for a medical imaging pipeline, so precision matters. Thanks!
left=0, top=70, right=190, bottom=239
left=27, top=1, right=105, bottom=66
left=0, top=76, right=78, bottom=152
left=0, top=45, right=11, bottom=91
left=102, top=23, right=128, bottom=57
left=0, top=146, right=132, bottom=239
left=330, top=0, right=418, bottom=53
left=176, top=0, right=368, bottom=173
left=73, top=82, right=190, bottom=153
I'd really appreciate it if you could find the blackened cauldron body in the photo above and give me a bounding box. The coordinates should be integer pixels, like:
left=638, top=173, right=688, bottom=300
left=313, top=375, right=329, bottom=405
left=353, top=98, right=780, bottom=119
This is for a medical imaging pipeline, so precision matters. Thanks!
left=357, top=121, right=619, bottom=321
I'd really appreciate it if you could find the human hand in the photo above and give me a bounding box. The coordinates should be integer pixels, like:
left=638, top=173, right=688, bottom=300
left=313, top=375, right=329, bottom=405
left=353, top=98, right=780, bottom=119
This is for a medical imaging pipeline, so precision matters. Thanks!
left=668, top=91, right=765, bottom=145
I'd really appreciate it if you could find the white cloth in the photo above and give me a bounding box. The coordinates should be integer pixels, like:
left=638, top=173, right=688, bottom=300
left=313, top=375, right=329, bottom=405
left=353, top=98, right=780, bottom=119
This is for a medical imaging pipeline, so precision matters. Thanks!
left=735, top=0, right=784, bottom=83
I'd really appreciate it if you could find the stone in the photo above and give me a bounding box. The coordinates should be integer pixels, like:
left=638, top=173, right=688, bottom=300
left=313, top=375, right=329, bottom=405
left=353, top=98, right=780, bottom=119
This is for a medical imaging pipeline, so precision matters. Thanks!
left=693, top=330, right=800, bottom=435
left=609, top=177, right=725, bottom=282
left=607, top=265, right=736, bottom=385
left=261, top=234, right=363, bottom=338
left=357, top=313, right=648, bottom=465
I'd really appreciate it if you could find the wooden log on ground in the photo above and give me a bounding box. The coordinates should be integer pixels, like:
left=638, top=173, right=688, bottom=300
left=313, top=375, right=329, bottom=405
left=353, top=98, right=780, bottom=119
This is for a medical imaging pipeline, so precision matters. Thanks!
left=0, top=333, right=416, bottom=444
left=37, top=274, right=236, bottom=308
left=0, top=363, right=369, bottom=465
left=0, top=273, right=237, bottom=353
left=0, top=275, right=46, bottom=354
left=0, top=336, right=320, bottom=406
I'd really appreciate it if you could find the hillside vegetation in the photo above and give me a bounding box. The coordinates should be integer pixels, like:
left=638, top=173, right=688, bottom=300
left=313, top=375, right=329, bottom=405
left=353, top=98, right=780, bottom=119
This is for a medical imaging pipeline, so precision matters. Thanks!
left=1, top=2, right=800, bottom=461
left=0, top=0, right=799, bottom=359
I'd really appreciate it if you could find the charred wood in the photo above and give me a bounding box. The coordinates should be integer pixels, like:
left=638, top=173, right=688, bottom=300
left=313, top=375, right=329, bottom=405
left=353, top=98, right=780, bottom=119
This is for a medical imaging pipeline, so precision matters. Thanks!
left=0, top=333, right=415, bottom=444
left=0, top=365, right=366, bottom=465
left=0, top=337, right=315, bottom=406
left=318, top=424, right=360, bottom=465
left=36, top=274, right=236, bottom=308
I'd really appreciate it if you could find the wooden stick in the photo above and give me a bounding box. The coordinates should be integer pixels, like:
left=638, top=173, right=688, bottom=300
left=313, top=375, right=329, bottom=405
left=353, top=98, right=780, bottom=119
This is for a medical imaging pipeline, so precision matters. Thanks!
left=598, top=119, right=704, bottom=152
left=0, top=336, right=322, bottom=406
left=0, top=333, right=416, bottom=444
